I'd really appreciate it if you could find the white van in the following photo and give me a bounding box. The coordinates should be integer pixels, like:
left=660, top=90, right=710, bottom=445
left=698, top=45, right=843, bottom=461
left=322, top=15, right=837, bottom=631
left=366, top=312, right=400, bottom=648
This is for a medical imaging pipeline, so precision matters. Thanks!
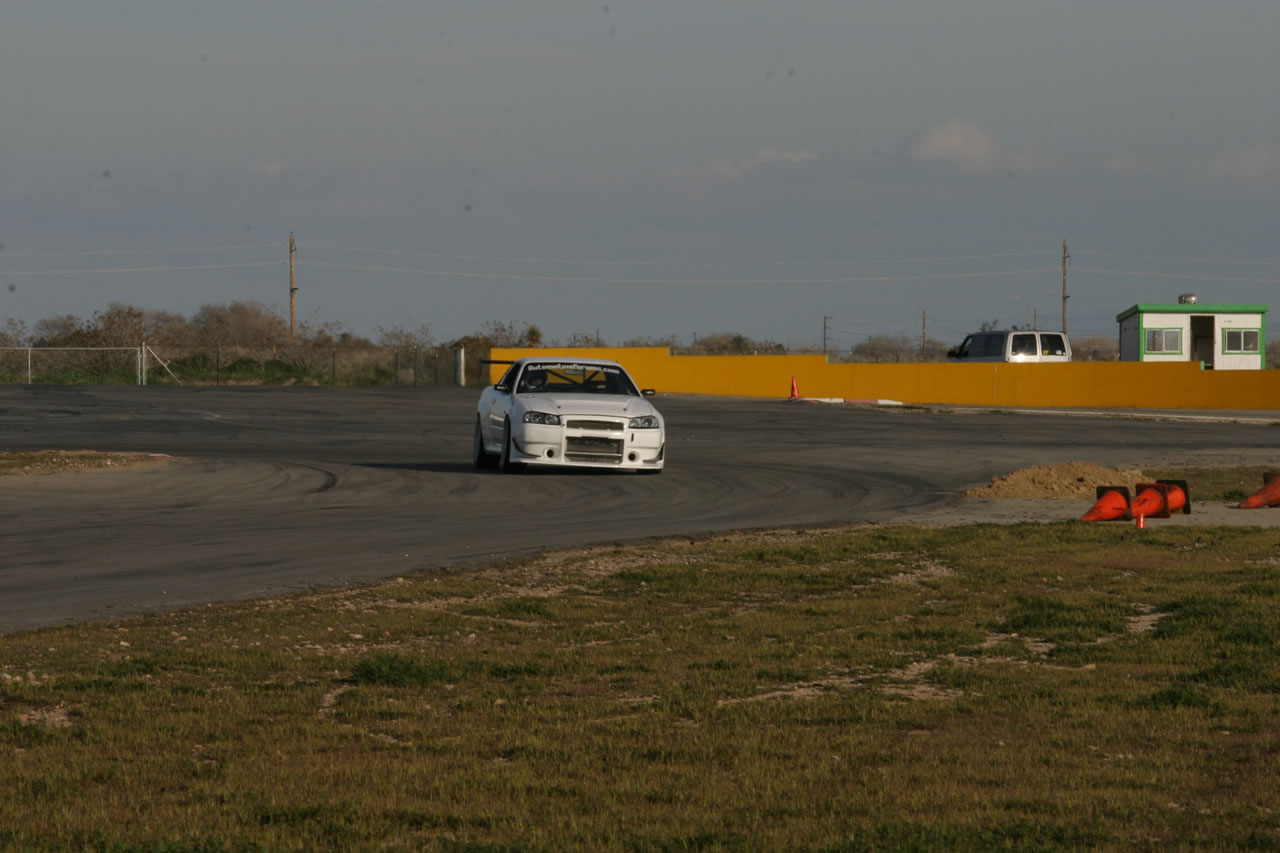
left=949, top=330, right=1072, bottom=363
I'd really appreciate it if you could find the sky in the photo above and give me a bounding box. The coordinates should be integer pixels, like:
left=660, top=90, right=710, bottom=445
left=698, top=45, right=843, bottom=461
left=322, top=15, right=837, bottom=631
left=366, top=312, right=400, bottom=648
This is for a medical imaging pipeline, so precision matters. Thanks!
left=2, top=0, right=1278, bottom=352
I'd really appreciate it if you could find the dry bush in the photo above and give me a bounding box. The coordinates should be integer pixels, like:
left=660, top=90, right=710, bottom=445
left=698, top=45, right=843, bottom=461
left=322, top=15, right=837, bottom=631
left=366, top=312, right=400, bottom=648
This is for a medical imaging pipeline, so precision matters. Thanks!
left=376, top=323, right=434, bottom=349
left=33, top=304, right=189, bottom=347
left=679, top=332, right=786, bottom=355
left=191, top=301, right=289, bottom=347
left=1072, top=335, right=1119, bottom=361
left=848, top=334, right=948, bottom=363
left=1, top=317, right=28, bottom=347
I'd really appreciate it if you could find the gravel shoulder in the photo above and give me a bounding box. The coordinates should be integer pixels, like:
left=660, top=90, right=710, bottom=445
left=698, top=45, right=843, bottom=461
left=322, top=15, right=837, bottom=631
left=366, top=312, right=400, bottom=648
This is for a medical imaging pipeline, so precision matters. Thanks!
left=0, top=450, right=175, bottom=476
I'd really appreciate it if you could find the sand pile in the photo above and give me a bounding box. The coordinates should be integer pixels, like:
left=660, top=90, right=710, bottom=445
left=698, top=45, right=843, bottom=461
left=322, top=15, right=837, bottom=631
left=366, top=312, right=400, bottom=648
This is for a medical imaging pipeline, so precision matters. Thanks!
left=964, top=461, right=1149, bottom=499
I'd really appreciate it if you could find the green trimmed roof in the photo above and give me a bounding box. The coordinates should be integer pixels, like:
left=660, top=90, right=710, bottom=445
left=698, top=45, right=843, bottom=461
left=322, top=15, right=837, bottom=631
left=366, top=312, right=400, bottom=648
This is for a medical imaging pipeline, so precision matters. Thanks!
left=1116, top=303, right=1269, bottom=322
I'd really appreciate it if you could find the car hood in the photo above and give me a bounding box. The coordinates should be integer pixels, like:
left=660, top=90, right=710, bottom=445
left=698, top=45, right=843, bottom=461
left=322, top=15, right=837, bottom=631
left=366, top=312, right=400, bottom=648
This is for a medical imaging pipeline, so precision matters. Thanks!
left=525, top=395, right=659, bottom=418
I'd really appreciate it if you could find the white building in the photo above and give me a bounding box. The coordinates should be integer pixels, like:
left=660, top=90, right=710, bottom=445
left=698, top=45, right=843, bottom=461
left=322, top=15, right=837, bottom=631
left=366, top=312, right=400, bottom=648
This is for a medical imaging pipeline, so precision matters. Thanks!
left=1117, top=296, right=1268, bottom=370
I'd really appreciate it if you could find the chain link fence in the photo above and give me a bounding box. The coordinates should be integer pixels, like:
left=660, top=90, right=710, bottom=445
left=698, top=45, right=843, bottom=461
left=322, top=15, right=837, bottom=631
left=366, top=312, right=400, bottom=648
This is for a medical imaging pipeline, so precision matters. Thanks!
left=1, top=347, right=143, bottom=385
left=0, top=345, right=487, bottom=386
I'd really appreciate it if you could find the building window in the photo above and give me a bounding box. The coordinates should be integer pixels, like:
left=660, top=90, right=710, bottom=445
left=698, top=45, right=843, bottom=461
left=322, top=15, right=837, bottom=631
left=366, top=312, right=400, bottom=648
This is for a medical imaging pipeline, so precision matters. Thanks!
left=1145, top=328, right=1181, bottom=354
left=1223, top=329, right=1260, bottom=354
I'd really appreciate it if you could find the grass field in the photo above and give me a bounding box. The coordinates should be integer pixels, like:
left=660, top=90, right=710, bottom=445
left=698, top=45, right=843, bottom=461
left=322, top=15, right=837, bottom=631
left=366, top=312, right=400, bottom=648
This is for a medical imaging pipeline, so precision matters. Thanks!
left=3, top=517, right=1280, bottom=852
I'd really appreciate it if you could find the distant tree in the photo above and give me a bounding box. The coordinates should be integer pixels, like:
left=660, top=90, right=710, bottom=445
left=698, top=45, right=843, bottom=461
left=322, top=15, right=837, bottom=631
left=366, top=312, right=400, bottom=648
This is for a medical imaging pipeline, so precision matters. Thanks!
left=447, top=333, right=489, bottom=353
left=90, top=303, right=188, bottom=346
left=1071, top=335, right=1119, bottom=362
left=478, top=320, right=522, bottom=347
left=28, top=304, right=185, bottom=347
left=477, top=320, right=542, bottom=348
left=376, top=324, right=434, bottom=349
left=978, top=319, right=1001, bottom=332
left=191, top=301, right=288, bottom=347
left=1, top=317, right=29, bottom=347
left=297, top=318, right=371, bottom=348
left=850, top=334, right=943, bottom=363
left=683, top=332, right=786, bottom=355
left=1267, top=338, right=1280, bottom=369
left=920, top=337, right=950, bottom=361
left=622, top=334, right=678, bottom=349
left=33, top=314, right=91, bottom=347
left=567, top=332, right=604, bottom=347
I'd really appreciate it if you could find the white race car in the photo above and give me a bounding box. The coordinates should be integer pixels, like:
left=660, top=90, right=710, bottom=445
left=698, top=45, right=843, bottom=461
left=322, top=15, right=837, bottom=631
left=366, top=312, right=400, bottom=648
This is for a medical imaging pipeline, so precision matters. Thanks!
left=473, top=357, right=665, bottom=473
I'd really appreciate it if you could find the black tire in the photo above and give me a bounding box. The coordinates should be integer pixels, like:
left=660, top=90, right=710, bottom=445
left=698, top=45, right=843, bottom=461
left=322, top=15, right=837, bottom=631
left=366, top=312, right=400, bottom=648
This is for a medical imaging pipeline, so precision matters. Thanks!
left=499, top=418, right=524, bottom=473
left=472, top=416, right=496, bottom=469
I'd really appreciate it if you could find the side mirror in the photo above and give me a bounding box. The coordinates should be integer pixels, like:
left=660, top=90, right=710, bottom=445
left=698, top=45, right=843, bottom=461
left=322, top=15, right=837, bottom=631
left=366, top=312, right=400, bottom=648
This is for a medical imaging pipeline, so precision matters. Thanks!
left=641, top=388, right=656, bottom=397
left=495, top=383, right=511, bottom=393
left=947, top=347, right=962, bottom=359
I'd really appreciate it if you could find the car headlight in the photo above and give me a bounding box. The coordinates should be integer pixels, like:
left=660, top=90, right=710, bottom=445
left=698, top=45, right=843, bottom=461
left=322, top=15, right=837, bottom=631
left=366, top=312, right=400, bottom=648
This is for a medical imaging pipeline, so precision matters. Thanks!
left=523, top=411, right=561, bottom=426
left=628, top=415, right=660, bottom=429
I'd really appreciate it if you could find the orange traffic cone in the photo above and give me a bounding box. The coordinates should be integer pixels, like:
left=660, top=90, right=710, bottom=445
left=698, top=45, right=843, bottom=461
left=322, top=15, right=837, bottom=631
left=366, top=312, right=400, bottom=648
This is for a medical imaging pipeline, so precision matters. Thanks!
left=1131, top=480, right=1191, bottom=519
left=789, top=376, right=800, bottom=399
left=1239, top=477, right=1280, bottom=509
left=1135, top=514, right=1146, bottom=529
left=1081, top=487, right=1130, bottom=522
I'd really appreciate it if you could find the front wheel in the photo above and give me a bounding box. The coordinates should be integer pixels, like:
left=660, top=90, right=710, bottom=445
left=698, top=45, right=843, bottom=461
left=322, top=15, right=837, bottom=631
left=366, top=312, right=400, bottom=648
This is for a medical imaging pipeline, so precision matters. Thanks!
left=472, top=416, right=496, bottom=469
left=499, top=418, right=524, bottom=473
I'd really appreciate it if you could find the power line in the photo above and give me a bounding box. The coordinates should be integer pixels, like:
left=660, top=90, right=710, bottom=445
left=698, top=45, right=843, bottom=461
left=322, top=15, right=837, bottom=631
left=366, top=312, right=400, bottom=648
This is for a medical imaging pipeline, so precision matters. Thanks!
left=299, top=260, right=1059, bottom=285
left=1072, top=267, right=1280, bottom=285
left=0, top=262, right=280, bottom=276
left=304, top=242, right=1052, bottom=268
left=1072, top=250, right=1280, bottom=267
left=3, top=239, right=1274, bottom=276
left=0, top=244, right=279, bottom=258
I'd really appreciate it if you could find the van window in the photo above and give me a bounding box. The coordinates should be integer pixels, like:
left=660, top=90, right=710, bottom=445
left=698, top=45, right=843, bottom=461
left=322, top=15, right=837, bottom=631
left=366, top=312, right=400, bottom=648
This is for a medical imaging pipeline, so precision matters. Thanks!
left=974, top=333, right=1001, bottom=357
left=1040, top=333, right=1067, bottom=356
left=1010, top=334, right=1037, bottom=357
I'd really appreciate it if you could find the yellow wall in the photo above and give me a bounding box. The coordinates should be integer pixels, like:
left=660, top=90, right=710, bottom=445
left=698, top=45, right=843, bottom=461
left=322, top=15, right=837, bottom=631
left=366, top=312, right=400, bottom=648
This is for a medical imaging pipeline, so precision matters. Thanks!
left=489, top=348, right=1280, bottom=410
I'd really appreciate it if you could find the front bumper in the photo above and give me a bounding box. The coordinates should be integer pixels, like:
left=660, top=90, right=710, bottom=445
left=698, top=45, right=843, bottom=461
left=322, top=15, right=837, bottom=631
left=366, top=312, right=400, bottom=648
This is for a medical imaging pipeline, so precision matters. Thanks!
left=511, top=418, right=664, bottom=470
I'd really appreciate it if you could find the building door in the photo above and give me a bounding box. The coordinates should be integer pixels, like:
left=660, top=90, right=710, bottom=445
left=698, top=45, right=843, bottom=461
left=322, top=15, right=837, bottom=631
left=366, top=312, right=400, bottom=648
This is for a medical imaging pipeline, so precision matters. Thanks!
left=1190, top=315, right=1215, bottom=368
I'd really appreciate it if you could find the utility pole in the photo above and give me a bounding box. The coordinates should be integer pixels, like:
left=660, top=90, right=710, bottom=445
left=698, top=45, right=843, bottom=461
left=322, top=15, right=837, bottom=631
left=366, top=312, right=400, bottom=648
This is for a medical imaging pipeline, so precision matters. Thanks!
left=921, top=310, right=927, bottom=358
left=1061, top=239, right=1070, bottom=334
left=823, top=315, right=831, bottom=357
left=289, top=233, right=298, bottom=345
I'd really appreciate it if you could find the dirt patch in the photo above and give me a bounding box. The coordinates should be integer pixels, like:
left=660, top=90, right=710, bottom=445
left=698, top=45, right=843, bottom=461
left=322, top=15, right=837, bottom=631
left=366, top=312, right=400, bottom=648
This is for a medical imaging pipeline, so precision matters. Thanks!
left=20, top=705, right=78, bottom=728
left=927, top=460, right=1280, bottom=527
left=0, top=450, right=175, bottom=477
left=963, top=461, right=1149, bottom=499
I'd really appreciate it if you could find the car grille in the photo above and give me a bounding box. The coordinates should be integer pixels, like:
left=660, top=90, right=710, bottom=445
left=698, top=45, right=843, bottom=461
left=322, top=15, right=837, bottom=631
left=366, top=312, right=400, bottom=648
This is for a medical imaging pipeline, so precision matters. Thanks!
left=565, top=419, right=623, bottom=431
left=565, top=436, right=624, bottom=463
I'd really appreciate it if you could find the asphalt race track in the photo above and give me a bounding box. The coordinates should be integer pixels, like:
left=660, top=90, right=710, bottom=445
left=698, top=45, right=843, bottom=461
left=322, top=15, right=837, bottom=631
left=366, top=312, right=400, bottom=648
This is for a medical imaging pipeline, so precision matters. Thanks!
left=1, top=385, right=1276, bottom=632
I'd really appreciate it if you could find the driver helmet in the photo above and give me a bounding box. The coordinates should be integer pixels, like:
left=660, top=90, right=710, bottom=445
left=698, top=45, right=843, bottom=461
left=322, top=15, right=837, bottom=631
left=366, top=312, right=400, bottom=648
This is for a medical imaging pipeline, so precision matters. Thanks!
left=524, top=368, right=547, bottom=390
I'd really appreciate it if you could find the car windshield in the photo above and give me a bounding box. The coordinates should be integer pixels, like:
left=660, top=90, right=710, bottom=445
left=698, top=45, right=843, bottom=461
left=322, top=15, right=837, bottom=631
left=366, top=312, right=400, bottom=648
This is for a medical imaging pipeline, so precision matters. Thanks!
left=517, top=362, right=638, bottom=395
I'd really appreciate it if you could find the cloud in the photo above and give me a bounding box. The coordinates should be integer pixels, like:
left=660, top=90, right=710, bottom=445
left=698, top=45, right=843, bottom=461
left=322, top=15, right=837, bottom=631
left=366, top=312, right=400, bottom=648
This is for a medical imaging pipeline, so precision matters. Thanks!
left=1103, top=145, right=1280, bottom=191
left=1192, top=144, right=1280, bottom=190
left=908, top=119, right=1053, bottom=177
left=1104, top=153, right=1156, bottom=179
left=678, top=147, right=819, bottom=184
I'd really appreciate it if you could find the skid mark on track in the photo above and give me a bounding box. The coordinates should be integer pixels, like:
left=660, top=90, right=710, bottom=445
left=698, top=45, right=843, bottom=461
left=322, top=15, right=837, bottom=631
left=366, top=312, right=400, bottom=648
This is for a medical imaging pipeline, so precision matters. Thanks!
left=291, top=463, right=340, bottom=494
